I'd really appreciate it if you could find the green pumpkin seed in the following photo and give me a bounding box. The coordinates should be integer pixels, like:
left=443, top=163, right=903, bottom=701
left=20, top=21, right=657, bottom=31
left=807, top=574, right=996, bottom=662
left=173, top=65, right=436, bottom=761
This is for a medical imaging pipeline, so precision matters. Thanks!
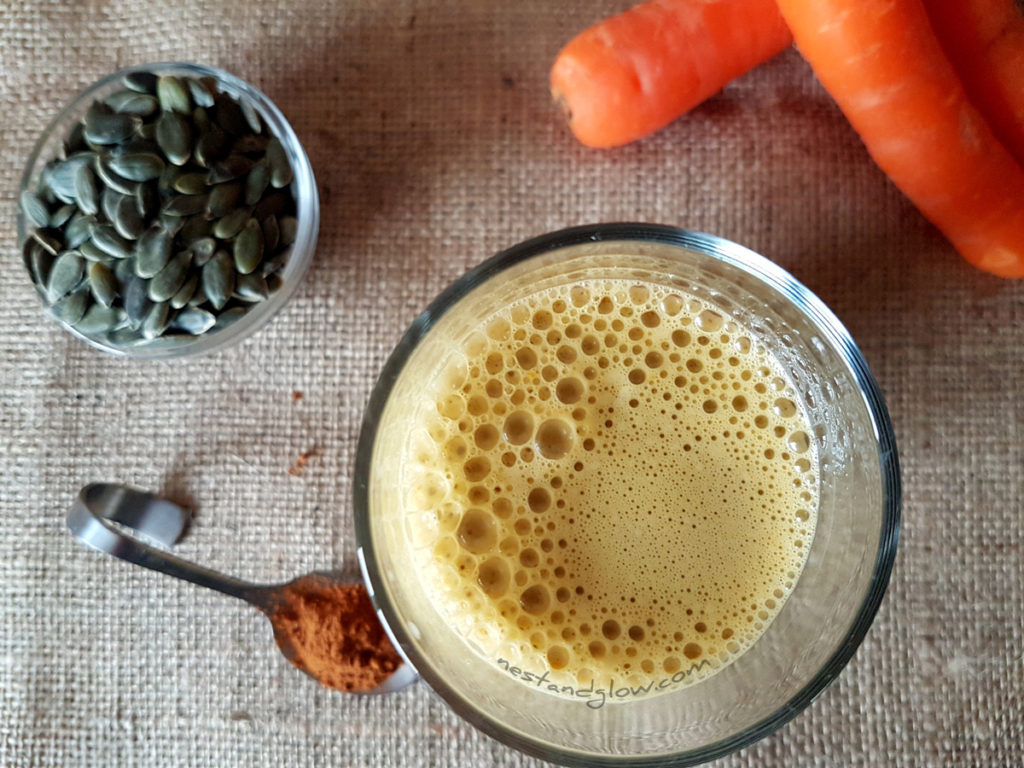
left=169, top=273, right=198, bottom=309
left=91, top=224, right=133, bottom=259
left=26, top=240, right=54, bottom=286
left=234, top=134, right=270, bottom=155
left=212, top=207, right=250, bottom=239
left=156, top=112, right=192, bottom=166
left=235, top=271, right=268, bottom=302
left=239, top=98, right=262, bottom=134
left=159, top=212, right=185, bottom=236
left=190, top=236, right=217, bottom=262
left=100, top=187, right=124, bottom=223
left=208, top=155, right=256, bottom=184
left=194, top=125, right=228, bottom=167
left=243, top=164, right=270, bottom=206
left=206, top=181, right=242, bottom=218
left=138, top=121, right=157, bottom=140
left=46, top=153, right=94, bottom=203
left=20, top=190, right=50, bottom=229
left=65, top=213, right=97, bottom=248
left=173, top=307, right=216, bottom=335
left=233, top=219, right=264, bottom=275
left=278, top=215, right=298, bottom=246
left=142, top=301, right=172, bottom=339
left=185, top=77, right=216, bottom=108
left=172, top=172, right=209, bottom=195
left=33, top=228, right=64, bottom=255
left=261, top=215, right=280, bottom=253
left=192, top=105, right=210, bottom=131
left=47, top=251, right=85, bottom=301
left=53, top=288, right=90, bottom=325
left=148, top=251, right=191, bottom=302
left=108, top=152, right=164, bottom=182
left=123, top=274, right=152, bottom=328
left=213, top=94, right=247, bottom=136
left=50, top=204, right=76, bottom=229
left=74, top=303, right=126, bottom=335
left=95, top=156, right=138, bottom=196
left=113, top=193, right=146, bottom=239
left=253, top=191, right=289, bottom=220
left=113, top=256, right=136, bottom=284
left=213, top=306, right=247, bottom=328
left=123, top=71, right=158, bottom=94
left=135, top=226, right=173, bottom=278
left=162, top=193, right=208, bottom=217
left=64, top=121, right=87, bottom=155
left=87, top=261, right=118, bottom=307
left=79, top=240, right=113, bottom=264
left=202, top=251, right=235, bottom=310
left=265, top=138, right=293, bottom=188
left=156, top=75, right=191, bottom=113
left=71, top=163, right=98, bottom=215
left=187, top=282, right=208, bottom=307
left=84, top=103, right=140, bottom=145
left=106, top=90, right=158, bottom=116
left=178, top=213, right=212, bottom=242
left=135, top=182, right=159, bottom=219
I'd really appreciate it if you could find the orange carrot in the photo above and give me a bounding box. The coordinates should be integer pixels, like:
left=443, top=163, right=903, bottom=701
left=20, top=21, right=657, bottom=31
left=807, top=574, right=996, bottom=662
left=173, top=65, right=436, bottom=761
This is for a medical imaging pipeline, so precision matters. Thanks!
left=924, top=0, right=1024, bottom=167
left=550, top=0, right=793, bottom=149
left=775, top=0, right=1024, bottom=278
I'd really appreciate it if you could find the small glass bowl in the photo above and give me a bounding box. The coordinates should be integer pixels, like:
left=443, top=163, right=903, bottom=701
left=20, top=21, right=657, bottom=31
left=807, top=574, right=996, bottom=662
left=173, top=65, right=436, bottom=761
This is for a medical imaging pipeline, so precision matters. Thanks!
left=16, top=62, right=319, bottom=359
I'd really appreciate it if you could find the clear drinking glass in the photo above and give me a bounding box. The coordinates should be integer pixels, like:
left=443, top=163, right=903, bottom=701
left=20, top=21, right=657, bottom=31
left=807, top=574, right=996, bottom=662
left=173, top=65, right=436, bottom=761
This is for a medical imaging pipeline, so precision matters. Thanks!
left=354, top=224, right=900, bottom=766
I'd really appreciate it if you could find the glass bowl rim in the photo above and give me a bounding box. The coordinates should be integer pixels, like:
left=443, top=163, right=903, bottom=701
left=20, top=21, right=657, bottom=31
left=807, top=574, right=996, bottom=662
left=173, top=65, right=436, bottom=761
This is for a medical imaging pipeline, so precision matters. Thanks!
left=16, top=60, right=319, bottom=360
left=353, top=222, right=901, bottom=766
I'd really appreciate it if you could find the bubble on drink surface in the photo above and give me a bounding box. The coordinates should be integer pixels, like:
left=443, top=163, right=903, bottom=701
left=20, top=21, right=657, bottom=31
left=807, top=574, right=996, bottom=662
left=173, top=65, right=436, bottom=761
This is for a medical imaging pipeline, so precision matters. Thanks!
left=536, top=419, right=573, bottom=459
left=504, top=411, right=534, bottom=445
left=457, top=508, right=497, bottom=554
left=521, top=584, right=551, bottom=615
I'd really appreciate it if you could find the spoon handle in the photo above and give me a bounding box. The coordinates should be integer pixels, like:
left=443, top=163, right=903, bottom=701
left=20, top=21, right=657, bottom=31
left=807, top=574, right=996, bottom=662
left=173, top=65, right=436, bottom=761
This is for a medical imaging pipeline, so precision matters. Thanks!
left=67, top=482, right=274, bottom=609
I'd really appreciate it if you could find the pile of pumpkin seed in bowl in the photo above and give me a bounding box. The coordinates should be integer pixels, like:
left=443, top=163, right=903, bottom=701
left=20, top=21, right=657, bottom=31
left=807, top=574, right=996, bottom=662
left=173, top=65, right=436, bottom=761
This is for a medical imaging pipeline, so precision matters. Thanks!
left=19, top=69, right=301, bottom=351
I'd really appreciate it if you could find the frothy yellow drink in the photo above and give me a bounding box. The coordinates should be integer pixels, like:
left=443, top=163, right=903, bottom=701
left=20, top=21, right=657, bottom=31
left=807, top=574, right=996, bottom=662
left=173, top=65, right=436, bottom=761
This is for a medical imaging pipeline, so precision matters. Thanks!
left=398, top=279, right=818, bottom=695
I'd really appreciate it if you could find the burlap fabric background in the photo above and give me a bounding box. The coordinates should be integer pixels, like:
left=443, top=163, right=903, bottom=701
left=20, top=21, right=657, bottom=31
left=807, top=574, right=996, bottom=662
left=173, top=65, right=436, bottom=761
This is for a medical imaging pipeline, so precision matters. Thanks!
left=1, top=1, right=1021, bottom=766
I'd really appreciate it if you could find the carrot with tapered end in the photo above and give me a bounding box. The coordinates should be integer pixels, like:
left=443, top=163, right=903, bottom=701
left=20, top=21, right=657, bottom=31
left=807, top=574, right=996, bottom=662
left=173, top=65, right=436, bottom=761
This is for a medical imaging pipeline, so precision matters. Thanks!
left=775, top=0, right=1024, bottom=278
left=550, top=0, right=793, bottom=149
left=925, top=0, right=1024, bottom=167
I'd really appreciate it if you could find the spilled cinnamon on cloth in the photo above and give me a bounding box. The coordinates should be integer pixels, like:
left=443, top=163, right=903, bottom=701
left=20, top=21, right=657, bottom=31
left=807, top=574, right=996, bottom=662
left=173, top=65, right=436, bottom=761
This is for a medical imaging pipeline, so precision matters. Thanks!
left=271, top=579, right=402, bottom=692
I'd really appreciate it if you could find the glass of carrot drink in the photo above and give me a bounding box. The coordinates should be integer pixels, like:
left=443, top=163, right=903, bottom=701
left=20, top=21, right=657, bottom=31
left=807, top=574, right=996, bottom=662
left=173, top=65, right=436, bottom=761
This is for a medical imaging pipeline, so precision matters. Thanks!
left=355, top=224, right=900, bottom=766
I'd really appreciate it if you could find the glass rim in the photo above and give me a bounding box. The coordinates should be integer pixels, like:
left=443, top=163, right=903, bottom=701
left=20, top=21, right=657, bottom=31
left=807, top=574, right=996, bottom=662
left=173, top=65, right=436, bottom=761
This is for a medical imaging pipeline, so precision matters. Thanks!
left=354, top=223, right=901, bottom=766
left=16, top=61, right=319, bottom=360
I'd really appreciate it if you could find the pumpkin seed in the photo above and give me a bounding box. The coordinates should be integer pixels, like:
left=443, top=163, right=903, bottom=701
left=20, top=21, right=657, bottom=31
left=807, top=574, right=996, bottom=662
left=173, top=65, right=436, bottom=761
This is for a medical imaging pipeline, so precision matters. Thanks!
left=79, top=240, right=113, bottom=264
left=91, top=224, right=133, bottom=259
left=213, top=306, right=247, bottom=328
left=123, top=71, right=158, bottom=94
left=122, top=274, right=152, bottom=328
left=65, top=213, right=98, bottom=248
left=261, top=215, right=280, bottom=252
left=206, top=181, right=242, bottom=218
left=26, top=240, right=54, bottom=286
left=74, top=304, right=126, bottom=335
left=260, top=251, right=287, bottom=277
left=53, top=288, right=90, bottom=326
left=101, top=186, right=125, bottom=223
left=190, top=236, right=217, bottom=262
left=87, top=261, right=118, bottom=307
left=159, top=212, right=186, bottom=236
left=239, top=97, right=262, bottom=134
left=113, top=193, right=146, bottom=239
left=185, top=77, right=215, bottom=108
left=135, top=182, right=159, bottom=219
left=266, top=137, right=293, bottom=188
left=108, top=152, right=164, bottom=182
left=194, top=124, right=228, bottom=167
left=47, top=153, right=94, bottom=203
left=84, top=103, right=140, bottom=145
left=243, top=164, right=270, bottom=206
left=187, top=282, right=209, bottom=307
left=33, top=228, right=64, bottom=255
left=208, top=154, right=256, bottom=184
left=141, top=301, right=172, bottom=339
left=202, top=251, right=235, bottom=310
left=162, top=193, right=208, bottom=216
left=212, top=207, right=250, bottom=239
left=135, top=226, right=173, bottom=278
left=173, top=307, right=216, bottom=335
left=278, top=215, right=298, bottom=246
left=233, top=219, right=264, bottom=274
left=156, top=112, right=192, bottom=166
left=192, top=105, right=210, bottom=131
left=64, top=121, right=87, bottom=155
left=213, top=94, right=247, bottom=136
left=169, top=273, right=198, bottom=309
left=47, top=251, right=85, bottom=301
left=106, top=90, right=158, bottom=116
left=156, top=75, right=191, bottom=113
left=113, top=256, right=136, bottom=285
left=50, top=204, right=77, bottom=229
left=20, top=190, right=50, bottom=228
left=233, top=134, right=270, bottom=155
left=148, top=251, right=191, bottom=302
left=178, top=213, right=212, bottom=242
left=95, top=156, right=138, bottom=195
left=235, top=271, right=268, bottom=302
left=171, top=172, right=208, bottom=195
left=253, top=191, right=289, bottom=220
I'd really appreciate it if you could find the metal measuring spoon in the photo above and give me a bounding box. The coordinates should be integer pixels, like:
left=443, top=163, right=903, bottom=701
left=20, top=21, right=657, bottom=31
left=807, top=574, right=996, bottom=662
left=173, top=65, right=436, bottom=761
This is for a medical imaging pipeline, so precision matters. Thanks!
left=67, top=482, right=417, bottom=694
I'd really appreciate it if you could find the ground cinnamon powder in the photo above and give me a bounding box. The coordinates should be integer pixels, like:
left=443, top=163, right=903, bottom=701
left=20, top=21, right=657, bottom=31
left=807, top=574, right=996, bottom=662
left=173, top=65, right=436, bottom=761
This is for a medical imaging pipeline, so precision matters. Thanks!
left=270, top=579, right=403, bottom=692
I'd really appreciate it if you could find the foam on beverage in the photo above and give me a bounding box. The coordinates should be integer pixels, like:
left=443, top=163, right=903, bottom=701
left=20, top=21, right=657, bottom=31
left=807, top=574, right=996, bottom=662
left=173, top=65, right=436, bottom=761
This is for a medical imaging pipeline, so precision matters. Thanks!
left=398, top=280, right=818, bottom=692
